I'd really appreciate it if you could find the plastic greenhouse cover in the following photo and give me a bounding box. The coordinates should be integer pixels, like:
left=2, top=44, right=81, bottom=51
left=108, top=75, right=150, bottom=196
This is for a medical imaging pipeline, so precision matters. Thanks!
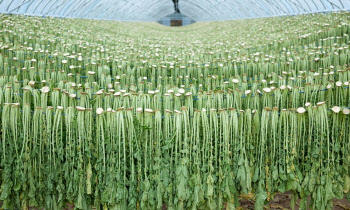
left=0, top=0, right=349, bottom=21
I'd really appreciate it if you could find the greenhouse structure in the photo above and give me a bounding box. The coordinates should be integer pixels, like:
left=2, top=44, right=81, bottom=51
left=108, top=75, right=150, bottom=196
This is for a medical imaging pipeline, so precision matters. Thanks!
left=158, top=12, right=195, bottom=26
left=1, top=0, right=350, bottom=209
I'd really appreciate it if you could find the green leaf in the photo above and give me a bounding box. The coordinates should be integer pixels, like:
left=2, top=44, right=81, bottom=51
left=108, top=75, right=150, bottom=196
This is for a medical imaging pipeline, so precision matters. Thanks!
left=344, top=175, right=350, bottom=193
left=207, top=174, right=214, bottom=197
left=254, top=181, right=267, bottom=210
left=279, top=173, right=287, bottom=181
left=286, top=179, right=297, bottom=191
left=272, top=169, right=278, bottom=181
left=308, top=174, right=316, bottom=193
left=237, top=166, right=246, bottom=193
left=277, top=182, right=285, bottom=193
left=299, top=196, right=308, bottom=209
left=346, top=193, right=350, bottom=203
left=325, top=181, right=335, bottom=202
left=238, top=156, right=244, bottom=166
left=253, top=166, right=259, bottom=182
left=86, top=162, right=92, bottom=195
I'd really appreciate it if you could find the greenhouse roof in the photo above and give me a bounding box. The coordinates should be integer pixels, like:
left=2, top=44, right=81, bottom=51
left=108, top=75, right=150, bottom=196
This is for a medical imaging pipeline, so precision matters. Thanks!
left=0, top=0, right=349, bottom=21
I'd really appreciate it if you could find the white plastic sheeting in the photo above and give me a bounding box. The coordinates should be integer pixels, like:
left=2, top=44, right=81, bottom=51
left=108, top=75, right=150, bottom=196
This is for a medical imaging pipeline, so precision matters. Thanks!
left=180, top=0, right=350, bottom=21
left=0, top=0, right=349, bottom=21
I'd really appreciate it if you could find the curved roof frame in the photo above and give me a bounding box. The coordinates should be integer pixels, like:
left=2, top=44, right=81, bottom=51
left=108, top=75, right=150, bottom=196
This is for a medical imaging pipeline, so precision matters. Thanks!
left=0, top=0, right=349, bottom=21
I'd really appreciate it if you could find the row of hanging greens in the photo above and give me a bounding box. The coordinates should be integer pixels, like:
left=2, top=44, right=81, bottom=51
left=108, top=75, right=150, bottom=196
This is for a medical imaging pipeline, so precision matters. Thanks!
left=1, top=64, right=350, bottom=89
left=1, top=83, right=350, bottom=116
left=1, top=51, right=350, bottom=80
left=0, top=104, right=349, bottom=209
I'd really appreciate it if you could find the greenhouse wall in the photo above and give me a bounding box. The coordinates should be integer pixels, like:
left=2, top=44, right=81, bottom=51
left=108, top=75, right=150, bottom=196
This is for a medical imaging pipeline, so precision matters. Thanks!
left=161, top=18, right=171, bottom=26
left=159, top=12, right=195, bottom=26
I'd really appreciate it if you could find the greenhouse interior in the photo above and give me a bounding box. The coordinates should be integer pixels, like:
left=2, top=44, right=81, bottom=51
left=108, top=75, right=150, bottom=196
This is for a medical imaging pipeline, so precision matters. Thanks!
left=1, top=0, right=350, bottom=209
